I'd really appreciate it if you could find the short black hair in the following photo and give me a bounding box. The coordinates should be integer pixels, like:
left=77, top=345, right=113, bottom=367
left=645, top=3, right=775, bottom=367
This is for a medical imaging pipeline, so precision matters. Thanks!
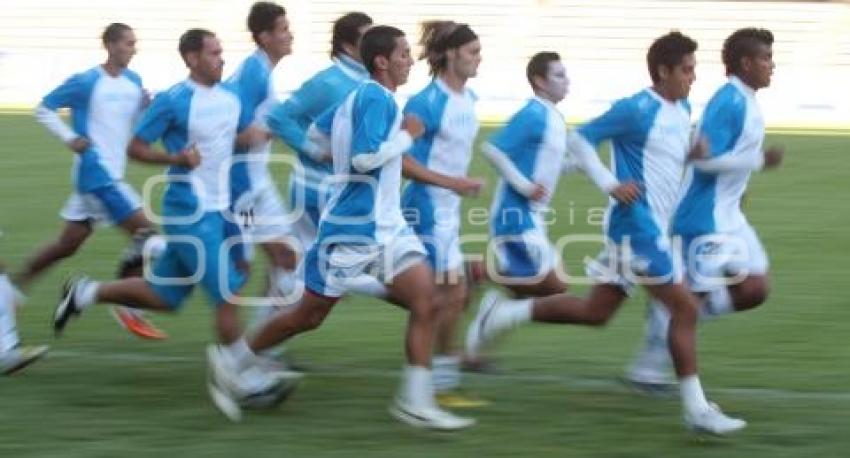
left=331, top=12, right=372, bottom=58
left=247, top=1, right=286, bottom=46
left=102, top=23, right=132, bottom=45
left=178, top=28, right=215, bottom=65
left=646, top=31, right=698, bottom=84
left=722, top=28, right=774, bottom=76
left=360, top=25, right=405, bottom=74
left=526, top=51, right=561, bottom=89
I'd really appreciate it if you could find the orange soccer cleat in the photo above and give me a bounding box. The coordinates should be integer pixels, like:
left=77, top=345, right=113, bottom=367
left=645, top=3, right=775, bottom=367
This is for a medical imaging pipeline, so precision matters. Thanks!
left=111, top=307, right=168, bottom=340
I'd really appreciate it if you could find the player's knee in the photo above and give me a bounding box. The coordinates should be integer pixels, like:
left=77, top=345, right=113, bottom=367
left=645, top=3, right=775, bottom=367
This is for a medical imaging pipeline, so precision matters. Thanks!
left=736, top=282, right=770, bottom=311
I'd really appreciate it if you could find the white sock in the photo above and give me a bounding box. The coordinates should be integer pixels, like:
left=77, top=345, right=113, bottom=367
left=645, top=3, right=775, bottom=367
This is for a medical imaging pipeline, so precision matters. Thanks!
left=0, top=275, right=20, bottom=352
left=401, top=365, right=434, bottom=408
left=494, top=298, right=532, bottom=330
left=74, top=279, right=99, bottom=310
left=630, top=300, right=672, bottom=377
left=703, top=287, right=733, bottom=317
left=645, top=300, right=670, bottom=350
left=680, top=374, right=710, bottom=414
left=225, top=337, right=255, bottom=370
left=432, top=354, right=461, bottom=393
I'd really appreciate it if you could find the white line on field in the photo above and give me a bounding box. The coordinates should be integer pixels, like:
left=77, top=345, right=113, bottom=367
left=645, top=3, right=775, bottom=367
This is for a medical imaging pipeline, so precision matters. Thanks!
left=47, top=349, right=850, bottom=403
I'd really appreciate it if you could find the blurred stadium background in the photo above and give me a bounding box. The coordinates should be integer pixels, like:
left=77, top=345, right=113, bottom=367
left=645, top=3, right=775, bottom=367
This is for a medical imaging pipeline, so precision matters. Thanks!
left=1, top=1, right=848, bottom=457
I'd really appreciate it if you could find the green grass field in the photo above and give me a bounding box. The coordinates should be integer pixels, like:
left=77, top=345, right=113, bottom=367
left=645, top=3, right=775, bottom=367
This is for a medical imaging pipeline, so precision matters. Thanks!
left=1, top=112, right=848, bottom=457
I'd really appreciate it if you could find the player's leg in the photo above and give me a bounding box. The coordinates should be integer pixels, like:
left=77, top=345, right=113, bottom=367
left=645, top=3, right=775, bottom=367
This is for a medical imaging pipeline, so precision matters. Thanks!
left=15, top=215, right=92, bottom=289
left=250, top=187, right=302, bottom=323
left=726, top=225, right=770, bottom=311
left=112, top=207, right=169, bottom=339
left=70, top=183, right=168, bottom=338
left=0, top=265, right=48, bottom=375
left=385, top=258, right=475, bottom=430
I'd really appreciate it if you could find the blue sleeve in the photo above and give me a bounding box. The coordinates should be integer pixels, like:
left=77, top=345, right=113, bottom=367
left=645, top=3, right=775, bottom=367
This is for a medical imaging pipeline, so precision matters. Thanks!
left=314, top=104, right=337, bottom=136
left=577, top=98, right=638, bottom=146
left=134, top=93, right=174, bottom=143
left=490, top=104, right=545, bottom=158
left=699, top=87, right=745, bottom=158
left=266, top=78, right=326, bottom=151
left=403, top=94, right=440, bottom=138
left=351, top=86, right=395, bottom=157
left=230, top=61, right=267, bottom=131
left=42, top=74, right=84, bottom=110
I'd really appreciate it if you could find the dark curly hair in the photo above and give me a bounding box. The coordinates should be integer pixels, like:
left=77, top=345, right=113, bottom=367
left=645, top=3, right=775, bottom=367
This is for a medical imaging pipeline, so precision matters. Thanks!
left=722, top=28, right=774, bottom=76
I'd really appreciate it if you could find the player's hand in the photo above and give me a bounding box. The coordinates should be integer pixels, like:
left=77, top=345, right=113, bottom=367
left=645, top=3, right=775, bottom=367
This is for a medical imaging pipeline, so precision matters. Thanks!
left=67, top=137, right=90, bottom=153
left=176, top=144, right=201, bottom=169
left=402, top=115, right=425, bottom=140
left=763, top=146, right=784, bottom=170
left=529, top=183, right=548, bottom=202
left=452, top=176, right=485, bottom=197
left=610, top=181, right=641, bottom=204
left=687, top=136, right=709, bottom=162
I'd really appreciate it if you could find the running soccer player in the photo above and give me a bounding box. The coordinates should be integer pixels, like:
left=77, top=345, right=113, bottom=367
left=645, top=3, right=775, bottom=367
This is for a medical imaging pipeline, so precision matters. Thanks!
left=227, top=2, right=299, bottom=314
left=19, top=23, right=165, bottom=339
left=400, top=20, right=486, bottom=408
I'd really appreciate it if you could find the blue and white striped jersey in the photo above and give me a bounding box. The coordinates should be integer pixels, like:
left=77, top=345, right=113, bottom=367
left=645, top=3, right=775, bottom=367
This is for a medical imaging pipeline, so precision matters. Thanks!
left=134, top=79, right=245, bottom=217
left=401, top=78, right=479, bottom=233
left=577, top=89, right=691, bottom=242
left=673, top=76, right=765, bottom=236
left=489, top=97, right=567, bottom=236
left=266, top=55, right=370, bottom=209
left=41, top=66, right=145, bottom=192
left=313, top=81, right=409, bottom=243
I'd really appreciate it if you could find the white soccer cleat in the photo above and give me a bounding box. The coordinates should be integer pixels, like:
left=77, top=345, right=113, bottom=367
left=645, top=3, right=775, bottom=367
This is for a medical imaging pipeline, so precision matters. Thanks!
left=389, top=398, right=476, bottom=431
left=207, top=377, right=243, bottom=422
left=465, top=289, right=504, bottom=360
left=206, top=345, right=244, bottom=422
left=1, top=345, right=49, bottom=375
left=684, top=402, right=747, bottom=435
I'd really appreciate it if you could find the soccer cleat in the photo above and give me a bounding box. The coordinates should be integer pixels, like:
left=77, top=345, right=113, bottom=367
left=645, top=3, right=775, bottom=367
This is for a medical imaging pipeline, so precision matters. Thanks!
left=389, top=398, right=476, bottom=431
left=684, top=402, right=747, bottom=435
left=1, top=345, right=49, bottom=375
left=208, top=377, right=242, bottom=422
left=464, top=289, right=504, bottom=360
left=206, top=345, right=245, bottom=421
left=111, top=307, right=168, bottom=340
left=435, top=390, right=490, bottom=409
left=54, top=277, right=85, bottom=336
